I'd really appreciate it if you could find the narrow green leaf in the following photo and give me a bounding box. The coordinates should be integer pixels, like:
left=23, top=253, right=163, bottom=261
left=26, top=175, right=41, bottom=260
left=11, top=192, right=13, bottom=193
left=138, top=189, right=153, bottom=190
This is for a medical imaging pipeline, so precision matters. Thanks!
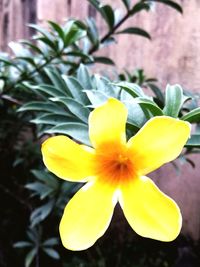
left=87, top=1, right=115, bottom=30
left=18, top=101, right=66, bottom=115
left=31, top=113, right=74, bottom=125
left=147, top=83, right=165, bottom=103
left=25, top=249, right=37, bottom=267
left=20, top=40, right=43, bottom=54
left=130, top=2, right=150, bottom=15
left=86, top=17, right=99, bottom=46
left=146, top=0, right=183, bottom=14
left=36, top=36, right=56, bottom=50
left=62, top=76, right=89, bottom=104
left=185, top=135, right=200, bottom=148
left=136, top=97, right=163, bottom=116
left=116, top=27, right=151, bottom=39
left=65, top=51, right=93, bottom=61
left=31, top=170, right=59, bottom=188
left=29, top=84, right=68, bottom=98
left=93, top=56, right=115, bottom=65
left=123, top=100, right=147, bottom=127
left=16, top=57, right=36, bottom=66
left=77, top=64, right=93, bottom=89
left=163, top=84, right=183, bottom=117
left=30, top=200, right=54, bottom=226
left=43, top=238, right=59, bottom=247
left=84, top=90, right=108, bottom=107
left=121, top=0, right=131, bottom=10
left=115, top=81, right=145, bottom=97
left=44, top=68, right=72, bottom=96
left=181, top=107, right=200, bottom=123
left=14, top=241, right=32, bottom=248
left=101, top=5, right=115, bottom=30
left=94, top=75, right=119, bottom=97
left=45, top=123, right=90, bottom=145
left=126, top=122, right=140, bottom=134
left=43, top=248, right=60, bottom=260
left=51, top=97, right=89, bottom=123
left=48, top=21, right=65, bottom=41
left=64, top=24, right=86, bottom=46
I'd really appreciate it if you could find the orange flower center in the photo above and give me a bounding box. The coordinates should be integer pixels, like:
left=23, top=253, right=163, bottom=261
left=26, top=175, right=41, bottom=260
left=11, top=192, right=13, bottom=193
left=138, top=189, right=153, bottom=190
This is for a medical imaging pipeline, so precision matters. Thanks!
left=94, top=143, right=137, bottom=185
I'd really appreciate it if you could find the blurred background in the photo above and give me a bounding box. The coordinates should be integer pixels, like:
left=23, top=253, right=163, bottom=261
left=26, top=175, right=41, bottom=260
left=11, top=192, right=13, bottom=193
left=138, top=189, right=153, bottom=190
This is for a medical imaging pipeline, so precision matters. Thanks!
left=0, top=0, right=200, bottom=267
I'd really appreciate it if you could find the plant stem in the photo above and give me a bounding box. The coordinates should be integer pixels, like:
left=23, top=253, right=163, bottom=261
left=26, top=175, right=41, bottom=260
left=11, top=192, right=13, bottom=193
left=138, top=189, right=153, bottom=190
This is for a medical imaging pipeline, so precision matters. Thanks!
left=89, top=11, right=130, bottom=55
left=68, top=10, right=131, bottom=75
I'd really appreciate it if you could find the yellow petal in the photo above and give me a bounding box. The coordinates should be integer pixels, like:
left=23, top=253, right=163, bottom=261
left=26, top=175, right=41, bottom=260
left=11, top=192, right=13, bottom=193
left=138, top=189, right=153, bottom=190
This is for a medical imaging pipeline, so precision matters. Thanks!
left=59, top=180, right=117, bottom=250
left=42, top=135, right=94, bottom=182
left=89, top=98, right=127, bottom=148
left=119, top=176, right=182, bottom=242
left=128, top=116, right=191, bottom=175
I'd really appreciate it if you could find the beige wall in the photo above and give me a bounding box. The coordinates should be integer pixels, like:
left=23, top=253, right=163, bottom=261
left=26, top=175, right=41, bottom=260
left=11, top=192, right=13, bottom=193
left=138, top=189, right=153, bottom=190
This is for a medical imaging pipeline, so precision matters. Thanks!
left=1, top=0, right=200, bottom=239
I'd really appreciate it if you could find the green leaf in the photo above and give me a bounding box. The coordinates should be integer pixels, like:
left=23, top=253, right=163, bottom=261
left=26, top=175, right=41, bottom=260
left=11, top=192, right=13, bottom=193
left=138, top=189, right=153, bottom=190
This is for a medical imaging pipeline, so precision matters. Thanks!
left=77, top=64, right=93, bottom=89
left=163, top=84, right=183, bottom=117
left=31, top=170, right=59, bottom=188
left=30, top=200, right=54, bottom=227
left=94, top=76, right=119, bottom=97
left=147, top=83, right=165, bottom=103
left=185, top=135, right=200, bottom=148
left=16, top=56, right=36, bottom=66
left=28, top=24, right=54, bottom=40
left=130, top=2, right=150, bottom=16
left=24, top=83, right=68, bottom=98
left=121, top=0, right=131, bottom=10
left=87, top=0, right=100, bottom=9
left=45, top=122, right=90, bottom=145
left=51, top=97, right=90, bottom=123
left=0, top=55, right=22, bottom=70
left=26, top=182, right=53, bottom=199
left=146, top=0, right=183, bottom=14
left=31, top=113, right=74, bottom=126
left=43, top=238, right=59, bottom=247
left=18, top=101, right=66, bottom=115
left=84, top=90, right=108, bottom=107
left=65, top=51, right=93, bottom=61
left=64, top=24, right=86, bottom=46
left=14, top=241, right=32, bottom=248
left=19, top=40, right=43, bottom=54
left=86, top=17, right=99, bottom=46
left=62, top=76, right=89, bottom=104
left=93, top=56, right=115, bottom=65
left=126, top=122, right=140, bottom=134
left=101, top=5, right=115, bottom=30
left=44, top=68, right=71, bottom=96
left=43, top=248, right=60, bottom=260
left=48, top=21, right=65, bottom=41
left=35, top=36, right=56, bottom=50
left=25, top=248, right=37, bottom=267
left=87, top=1, right=115, bottom=30
left=136, top=97, right=163, bottom=116
left=115, top=81, right=145, bottom=97
left=181, top=107, right=200, bottom=123
left=116, top=27, right=151, bottom=39
left=123, top=100, right=147, bottom=127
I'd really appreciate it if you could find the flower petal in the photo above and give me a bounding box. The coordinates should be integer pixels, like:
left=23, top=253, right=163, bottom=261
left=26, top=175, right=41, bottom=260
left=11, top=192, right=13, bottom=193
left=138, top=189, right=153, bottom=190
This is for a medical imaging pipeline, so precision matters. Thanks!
left=89, top=98, right=127, bottom=148
left=128, top=116, right=191, bottom=175
left=59, top=180, right=117, bottom=250
left=42, top=135, right=94, bottom=182
left=119, top=176, right=182, bottom=241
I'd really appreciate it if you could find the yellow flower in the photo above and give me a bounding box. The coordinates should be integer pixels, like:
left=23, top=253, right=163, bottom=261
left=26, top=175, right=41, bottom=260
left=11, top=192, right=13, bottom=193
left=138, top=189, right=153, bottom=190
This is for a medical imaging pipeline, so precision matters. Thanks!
left=42, top=98, right=191, bottom=251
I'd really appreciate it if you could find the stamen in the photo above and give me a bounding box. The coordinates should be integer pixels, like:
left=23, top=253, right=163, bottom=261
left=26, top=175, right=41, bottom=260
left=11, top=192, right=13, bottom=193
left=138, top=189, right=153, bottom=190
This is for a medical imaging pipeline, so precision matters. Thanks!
left=94, top=144, right=136, bottom=185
